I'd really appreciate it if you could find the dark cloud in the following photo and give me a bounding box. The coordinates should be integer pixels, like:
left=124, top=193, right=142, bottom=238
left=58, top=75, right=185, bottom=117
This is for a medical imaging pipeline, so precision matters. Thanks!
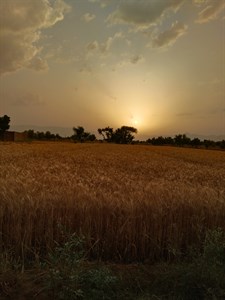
left=196, top=0, right=225, bottom=23
left=107, top=0, right=184, bottom=28
left=27, top=57, right=48, bottom=71
left=86, top=40, right=99, bottom=51
left=100, top=32, right=124, bottom=54
left=0, top=0, right=70, bottom=76
left=129, top=55, right=144, bottom=64
left=82, top=13, right=96, bottom=23
left=152, top=21, right=187, bottom=48
left=86, top=32, right=124, bottom=56
left=88, top=0, right=112, bottom=8
left=115, top=54, right=144, bottom=69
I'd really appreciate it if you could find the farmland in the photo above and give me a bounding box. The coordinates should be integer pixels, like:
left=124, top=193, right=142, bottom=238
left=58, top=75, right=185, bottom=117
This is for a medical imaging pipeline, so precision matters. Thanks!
left=1, top=142, right=225, bottom=263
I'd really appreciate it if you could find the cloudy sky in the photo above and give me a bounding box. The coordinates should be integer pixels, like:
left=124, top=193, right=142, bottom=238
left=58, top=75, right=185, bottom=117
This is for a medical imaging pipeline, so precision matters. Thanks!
left=0, top=0, right=224, bottom=139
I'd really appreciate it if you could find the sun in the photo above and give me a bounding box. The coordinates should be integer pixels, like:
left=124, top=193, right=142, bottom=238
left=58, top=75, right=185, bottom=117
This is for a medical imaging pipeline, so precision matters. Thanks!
left=130, top=115, right=140, bottom=126
left=128, top=111, right=148, bottom=130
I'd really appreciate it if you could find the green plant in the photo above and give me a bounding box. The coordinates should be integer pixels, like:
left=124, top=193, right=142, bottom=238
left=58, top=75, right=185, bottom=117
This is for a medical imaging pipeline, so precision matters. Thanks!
left=44, top=231, right=118, bottom=299
left=203, top=227, right=225, bottom=266
left=81, top=267, right=118, bottom=299
left=149, top=228, right=225, bottom=300
left=45, top=233, right=84, bottom=299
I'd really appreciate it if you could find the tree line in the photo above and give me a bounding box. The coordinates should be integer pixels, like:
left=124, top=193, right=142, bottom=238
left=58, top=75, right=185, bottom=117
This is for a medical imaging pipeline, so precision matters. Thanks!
left=0, top=114, right=225, bottom=148
left=24, top=126, right=137, bottom=144
left=146, top=134, right=225, bottom=149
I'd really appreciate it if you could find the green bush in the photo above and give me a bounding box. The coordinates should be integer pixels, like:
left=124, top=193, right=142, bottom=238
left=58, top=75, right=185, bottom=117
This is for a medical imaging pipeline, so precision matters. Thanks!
left=44, top=231, right=118, bottom=300
left=149, top=228, right=225, bottom=299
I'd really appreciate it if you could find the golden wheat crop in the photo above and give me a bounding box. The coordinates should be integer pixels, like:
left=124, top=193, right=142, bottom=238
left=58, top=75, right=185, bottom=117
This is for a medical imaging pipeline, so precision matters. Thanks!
left=0, top=142, right=225, bottom=262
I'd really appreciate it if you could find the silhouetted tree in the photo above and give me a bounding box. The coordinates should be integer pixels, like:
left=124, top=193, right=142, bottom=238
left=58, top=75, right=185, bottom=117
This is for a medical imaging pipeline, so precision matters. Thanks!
left=72, top=126, right=85, bottom=142
left=98, top=127, right=114, bottom=142
left=174, top=134, right=190, bottom=146
left=164, top=136, right=174, bottom=145
left=218, top=140, right=225, bottom=149
left=25, top=129, right=62, bottom=140
left=155, top=136, right=165, bottom=145
left=88, top=134, right=96, bottom=141
left=0, top=115, right=10, bottom=134
left=190, top=137, right=201, bottom=148
left=72, top=126, right=96, bottom=142
left=146, top=134, right=225, bottom=149
left=113, top=126, right=137, bottom=144
left=147, top=136, right=174, bottom=145
left=37, top=131, right=45, bottom=140
left=45, top=131, right=54, bottom=140
left=26, top=129, right=35, bottom=139
left=97, top=126, right=137, bottom=144
left=203, top=139, right=215, bottom=149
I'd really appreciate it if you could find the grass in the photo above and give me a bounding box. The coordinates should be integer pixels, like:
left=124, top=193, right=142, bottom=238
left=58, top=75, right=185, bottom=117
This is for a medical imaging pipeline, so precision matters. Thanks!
left=0, top=141, right=225, bottom=298
left=1, top=227, right=225, bottom=299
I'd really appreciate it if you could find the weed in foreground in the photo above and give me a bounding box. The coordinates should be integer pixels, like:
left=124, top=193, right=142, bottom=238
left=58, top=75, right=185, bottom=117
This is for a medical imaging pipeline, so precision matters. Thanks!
left=0, top=228, right=225, bottom=299
left=44, top=231, right=118, bottom=300
left=147, top=228, right=225, bottom=300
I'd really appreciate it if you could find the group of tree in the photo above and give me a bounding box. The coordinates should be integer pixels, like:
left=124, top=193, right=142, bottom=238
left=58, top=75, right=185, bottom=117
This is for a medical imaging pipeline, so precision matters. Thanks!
left=1, top=114, right=225, bottom=149
left=25, top=129, right=63, bottom=141
left=98, top=126, right=137, bottom=144
left=146, top=134, right=225, bottom=149
left=72, top=125, right=137, bottom=144
left=72, top=126, right=96, bottom=142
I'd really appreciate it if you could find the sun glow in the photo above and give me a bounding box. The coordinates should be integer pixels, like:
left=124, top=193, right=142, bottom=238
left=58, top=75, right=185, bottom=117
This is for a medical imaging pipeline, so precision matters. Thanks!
left=129, top=115, right=141, bottom=127
left=129, top=111, right=146, bottom=129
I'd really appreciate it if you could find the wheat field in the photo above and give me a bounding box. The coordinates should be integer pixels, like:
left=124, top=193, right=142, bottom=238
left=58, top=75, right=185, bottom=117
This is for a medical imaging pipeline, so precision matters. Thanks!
left=0, top=142, right=225, bottom=262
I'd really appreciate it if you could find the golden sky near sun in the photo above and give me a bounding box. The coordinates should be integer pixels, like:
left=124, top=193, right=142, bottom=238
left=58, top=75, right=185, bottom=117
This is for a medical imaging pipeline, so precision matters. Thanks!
left=0, top=0, right=224, bottom=139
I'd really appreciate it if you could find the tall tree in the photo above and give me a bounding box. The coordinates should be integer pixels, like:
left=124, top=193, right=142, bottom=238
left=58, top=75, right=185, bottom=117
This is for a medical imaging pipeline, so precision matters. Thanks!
left=72, top=126, right=96, bottom=142
left=174, top=134, right=190, bottom=147
left=113, top=126, right=137, bottom=144
left=98, top=127, right=114, bottom=142
left=0, top=115, right=10, bottom=133
left=72, top=126, right=85, bottom=142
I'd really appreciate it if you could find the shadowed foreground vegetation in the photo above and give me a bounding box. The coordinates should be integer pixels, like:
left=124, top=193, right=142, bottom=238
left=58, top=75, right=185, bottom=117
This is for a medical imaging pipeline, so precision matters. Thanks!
left=0, top=142, right=225, bottom=298
left=1, top=228, right=225, bottom=299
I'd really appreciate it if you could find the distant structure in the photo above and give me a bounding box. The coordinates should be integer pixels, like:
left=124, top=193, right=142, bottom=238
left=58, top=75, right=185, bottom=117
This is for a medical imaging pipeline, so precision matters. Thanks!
left=0, top=131, right=27, bottom=142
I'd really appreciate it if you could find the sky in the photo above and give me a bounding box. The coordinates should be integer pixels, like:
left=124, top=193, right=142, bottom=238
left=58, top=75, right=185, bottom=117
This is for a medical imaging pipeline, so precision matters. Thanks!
left=0, top=0, right=224, bottom=139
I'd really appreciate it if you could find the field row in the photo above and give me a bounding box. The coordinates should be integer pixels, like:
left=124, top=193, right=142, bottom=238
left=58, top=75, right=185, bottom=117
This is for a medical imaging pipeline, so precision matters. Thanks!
left=1, top=142, right=225, bottom=261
